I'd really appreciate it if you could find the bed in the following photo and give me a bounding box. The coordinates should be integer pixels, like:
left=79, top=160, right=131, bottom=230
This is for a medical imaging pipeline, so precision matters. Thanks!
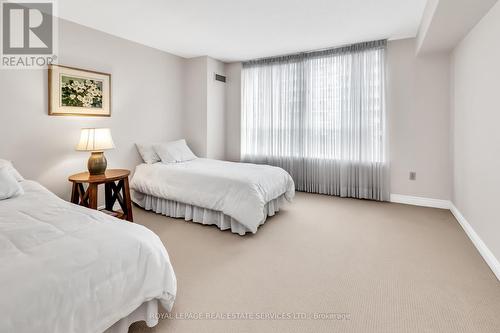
left=0, top=175, right=177, bottom=333
left=130, top=157, right=295, bottom=235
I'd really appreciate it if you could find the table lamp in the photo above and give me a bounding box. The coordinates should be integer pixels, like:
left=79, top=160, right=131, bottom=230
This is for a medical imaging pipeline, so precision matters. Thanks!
left=76, top=128, right=115, bottom=175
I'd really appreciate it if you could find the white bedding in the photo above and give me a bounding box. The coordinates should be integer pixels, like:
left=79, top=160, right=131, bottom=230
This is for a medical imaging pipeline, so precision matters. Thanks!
left=131, top=158, right=295, bottom=234
left=0, top=181, right=176, bottom=333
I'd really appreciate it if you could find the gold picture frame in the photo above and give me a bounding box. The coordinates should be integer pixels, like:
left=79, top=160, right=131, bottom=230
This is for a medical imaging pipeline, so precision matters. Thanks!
left=48, top=64, right=111, bottom=116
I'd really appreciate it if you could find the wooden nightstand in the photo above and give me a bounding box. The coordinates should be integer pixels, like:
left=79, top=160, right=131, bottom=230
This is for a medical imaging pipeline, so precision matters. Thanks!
left=68, top=169, right=134, bottom=222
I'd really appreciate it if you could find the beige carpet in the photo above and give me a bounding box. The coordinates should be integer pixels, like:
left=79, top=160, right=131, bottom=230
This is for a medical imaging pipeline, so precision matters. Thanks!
left=129, top=192, right=500, bottom=333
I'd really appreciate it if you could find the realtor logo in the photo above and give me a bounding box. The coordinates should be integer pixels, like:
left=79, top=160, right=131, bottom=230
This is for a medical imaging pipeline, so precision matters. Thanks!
left=1, top=0, right=57, bottom=68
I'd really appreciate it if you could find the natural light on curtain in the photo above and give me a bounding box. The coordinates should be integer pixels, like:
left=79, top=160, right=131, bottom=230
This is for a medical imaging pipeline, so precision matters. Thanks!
left=241, top=40, right=389, bottom=201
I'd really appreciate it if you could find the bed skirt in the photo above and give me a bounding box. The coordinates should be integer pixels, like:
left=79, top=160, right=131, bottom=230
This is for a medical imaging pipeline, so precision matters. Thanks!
left=104, top=299, right=159, bottom=333
left=132, top=191, right=286, bottom=235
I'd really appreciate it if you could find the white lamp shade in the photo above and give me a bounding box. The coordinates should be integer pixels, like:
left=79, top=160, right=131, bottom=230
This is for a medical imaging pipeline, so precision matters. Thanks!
left=76, top=128, right=115, bottom=151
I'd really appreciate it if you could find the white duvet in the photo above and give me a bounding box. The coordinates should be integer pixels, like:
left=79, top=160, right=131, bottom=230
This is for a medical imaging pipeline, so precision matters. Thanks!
left=0, top=181, right=176, bottom=333
left=130, top=158, right=295, bottom=233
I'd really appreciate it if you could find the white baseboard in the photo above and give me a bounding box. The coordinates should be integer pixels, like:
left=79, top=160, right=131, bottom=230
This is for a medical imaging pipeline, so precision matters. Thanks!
left=390, top=195, right=500, bottom=281
left=390, top=194, right=451, bottom=209
left=450, top=204, right=500, bottom=281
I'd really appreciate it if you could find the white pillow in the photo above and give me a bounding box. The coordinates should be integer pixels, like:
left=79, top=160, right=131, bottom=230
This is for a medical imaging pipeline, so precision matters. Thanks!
left=0, top=159, right=24, bottom=182
left=136, top=143, right=160, bottom=164
left=0, top=167, right=24, bottom=200
left=154, top=139, right=197, bottom=163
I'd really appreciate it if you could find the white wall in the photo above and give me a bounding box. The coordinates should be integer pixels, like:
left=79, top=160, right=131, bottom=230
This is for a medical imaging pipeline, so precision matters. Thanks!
left=387, top=39, right=451, bottom=200
left=183, top=56, right=208, bottom=157
left=224, top=62, right=242, bottom=162
left=0, top=19, right=185, bottom=199
left=451, top=1, right=500, bottom=262
left=224, top=39, right=452, bottom=200
left=183, top=56, right=227, bottom=159
left=206, top=58, right=226, bottom=160
left=416, top=0, right=439, bottom=53
left=416, top=0, right=498, bottom=55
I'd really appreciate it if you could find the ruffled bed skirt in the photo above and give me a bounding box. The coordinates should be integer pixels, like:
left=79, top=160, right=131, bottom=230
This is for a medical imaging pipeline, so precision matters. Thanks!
left=132, top=191, right=286, bottom=235
left=104, top=299, right=159, bottom=333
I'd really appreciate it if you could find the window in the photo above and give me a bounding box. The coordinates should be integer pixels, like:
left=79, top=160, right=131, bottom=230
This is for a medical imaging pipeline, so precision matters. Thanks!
left=241, top=40, right=389, bottom=201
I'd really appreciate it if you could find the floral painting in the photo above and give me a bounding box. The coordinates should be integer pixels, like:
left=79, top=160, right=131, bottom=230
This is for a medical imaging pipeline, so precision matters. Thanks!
left=61, top=76, right=103, bottom=108
left=49, top=64, right=111, bottom=116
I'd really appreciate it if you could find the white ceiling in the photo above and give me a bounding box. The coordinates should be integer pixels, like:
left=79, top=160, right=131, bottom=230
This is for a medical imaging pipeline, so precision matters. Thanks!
left=57, top=0, right=428, bottom=62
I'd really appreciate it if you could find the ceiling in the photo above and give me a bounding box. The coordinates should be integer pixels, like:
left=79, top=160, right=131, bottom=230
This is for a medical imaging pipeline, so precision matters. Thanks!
left=57, top=0, right=428, bottom=62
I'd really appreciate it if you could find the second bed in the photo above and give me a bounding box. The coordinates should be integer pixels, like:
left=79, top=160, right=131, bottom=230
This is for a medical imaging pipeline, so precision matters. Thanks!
left=130, top=158, right=295, bottom=235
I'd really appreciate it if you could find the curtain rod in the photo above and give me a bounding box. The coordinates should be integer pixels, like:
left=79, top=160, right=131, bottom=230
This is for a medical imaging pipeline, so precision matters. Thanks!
left=242, top=39, right=387, bottom=67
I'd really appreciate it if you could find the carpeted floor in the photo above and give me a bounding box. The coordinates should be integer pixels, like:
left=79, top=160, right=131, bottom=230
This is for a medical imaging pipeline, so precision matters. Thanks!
left=129, top=192, right=500, bottom=333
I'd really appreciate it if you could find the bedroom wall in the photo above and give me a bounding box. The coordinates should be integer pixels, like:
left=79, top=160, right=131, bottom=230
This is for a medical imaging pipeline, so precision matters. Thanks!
left=387, top=39, right=451, bottom=201
left=184, top=56, right=208, bottom=157
left=184, top=56, right=226, bottom=159
left=206, top=57, right=226, bottom=160
left=0, top=19, right=185, bottom=199
left=225, top=62, right=242, bottom=162
left=451, top=1, right=500, bottom=266
left=224, top=38, right=452, bottom=200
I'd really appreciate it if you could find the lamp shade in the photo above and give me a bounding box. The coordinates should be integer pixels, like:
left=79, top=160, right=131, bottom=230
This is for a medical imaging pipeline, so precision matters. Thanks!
left=76, top=128, right=115, bottom=152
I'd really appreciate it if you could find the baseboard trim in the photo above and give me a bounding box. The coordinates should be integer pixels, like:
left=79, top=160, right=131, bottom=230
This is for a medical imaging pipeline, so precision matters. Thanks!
left=390, top=195, right=500, bottom=281
left=450, top=204, right=500, bottom=281
left=390, top=194, right=451, bottom=209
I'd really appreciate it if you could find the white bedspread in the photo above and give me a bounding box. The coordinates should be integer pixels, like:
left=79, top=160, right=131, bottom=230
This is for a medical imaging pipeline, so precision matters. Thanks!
left=131, top=158, right=295, bottom=233
left=0, top=181, right=176, bottom=333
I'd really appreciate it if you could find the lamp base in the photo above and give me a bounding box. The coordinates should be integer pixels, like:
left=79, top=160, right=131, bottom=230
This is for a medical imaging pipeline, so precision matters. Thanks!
left=88, top=151, right=107, bottom=175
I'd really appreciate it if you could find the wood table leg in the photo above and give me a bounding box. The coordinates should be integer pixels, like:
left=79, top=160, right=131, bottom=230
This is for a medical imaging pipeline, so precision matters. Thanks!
left=104, top=183, right=113, bottom=211
left=123, top=177, right=134, bottom=222
left=88, top=183, right=98, bottom=210
left=70, top=183, right=79, bottom=204
left=77, top=183, right=87, bottom=206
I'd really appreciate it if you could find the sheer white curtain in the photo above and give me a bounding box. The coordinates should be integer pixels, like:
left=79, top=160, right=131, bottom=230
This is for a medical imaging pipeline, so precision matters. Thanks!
left=241, top=40, right=389, bottom=201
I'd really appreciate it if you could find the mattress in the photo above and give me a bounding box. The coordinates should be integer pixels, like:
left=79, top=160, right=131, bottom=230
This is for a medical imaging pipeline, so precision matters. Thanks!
left=130, top=158, right=295, bottom=234
left=0, top=181, right=176, bottom=333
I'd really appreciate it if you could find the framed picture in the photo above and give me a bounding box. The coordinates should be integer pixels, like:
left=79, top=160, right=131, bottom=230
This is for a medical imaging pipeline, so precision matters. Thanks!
left=48, top=64, right=111, bottom=116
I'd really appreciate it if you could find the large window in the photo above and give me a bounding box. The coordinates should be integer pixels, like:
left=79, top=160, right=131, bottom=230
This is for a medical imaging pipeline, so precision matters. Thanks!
left=241, top=40, right=389, bottom=201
